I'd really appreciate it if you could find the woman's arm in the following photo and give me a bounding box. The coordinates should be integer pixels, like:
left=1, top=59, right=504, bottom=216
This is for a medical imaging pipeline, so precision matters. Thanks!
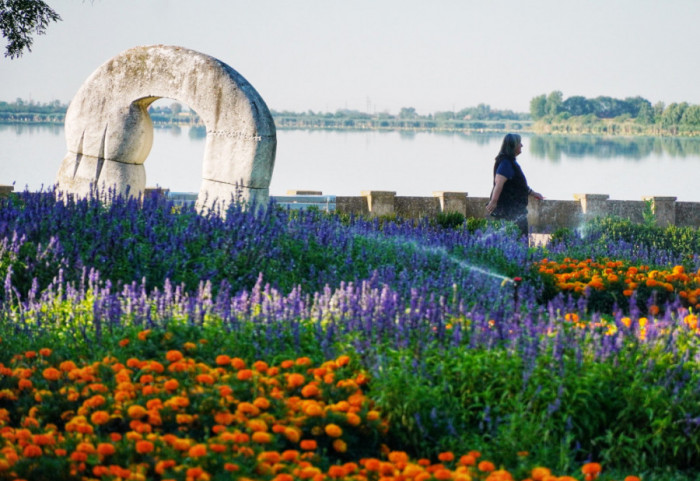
left=485, top=174, right=508, bottom=214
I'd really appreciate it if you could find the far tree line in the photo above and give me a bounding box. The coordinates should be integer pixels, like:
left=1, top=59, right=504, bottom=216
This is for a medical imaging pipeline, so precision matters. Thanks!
left=3, top=94, right=700, bottom=135
left=530, top=90, right=700, bottom=132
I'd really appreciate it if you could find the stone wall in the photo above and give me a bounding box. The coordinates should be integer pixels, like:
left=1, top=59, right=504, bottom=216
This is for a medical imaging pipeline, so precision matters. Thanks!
left=331, top=191, right=700, bottom=232
left=3, top=184, right=698, bottom=232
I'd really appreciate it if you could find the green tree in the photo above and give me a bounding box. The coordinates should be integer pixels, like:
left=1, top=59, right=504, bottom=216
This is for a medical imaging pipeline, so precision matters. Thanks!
left=398, top=107, right=417, bottom=119
left=0, top=0, right=61, bottom=58
left=635, top=102, right=654, bottom=124
left=529, top=94, right=546, bottom=120
left=545, top=91, right=563, bottom=116
left=680, top=104, right=700, bottom=128
left=562, top=96, right=592, bottom=116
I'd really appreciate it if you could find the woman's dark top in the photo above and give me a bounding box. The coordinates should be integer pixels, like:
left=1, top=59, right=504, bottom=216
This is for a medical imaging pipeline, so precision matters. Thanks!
left=491, top=154, right=529, bottom=220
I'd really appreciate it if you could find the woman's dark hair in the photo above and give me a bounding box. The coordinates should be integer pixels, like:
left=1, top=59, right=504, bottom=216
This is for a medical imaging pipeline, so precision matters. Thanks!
left=496, top=133, right=522, bottom=159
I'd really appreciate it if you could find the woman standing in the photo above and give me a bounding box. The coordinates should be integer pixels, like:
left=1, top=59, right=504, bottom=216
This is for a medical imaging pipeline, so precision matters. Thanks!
left=485, top=133, right=543, bottom=236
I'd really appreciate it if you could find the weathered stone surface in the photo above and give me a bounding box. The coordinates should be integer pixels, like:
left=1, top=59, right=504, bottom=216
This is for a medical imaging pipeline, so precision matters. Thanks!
left=56, top=45, right=276, bottom=211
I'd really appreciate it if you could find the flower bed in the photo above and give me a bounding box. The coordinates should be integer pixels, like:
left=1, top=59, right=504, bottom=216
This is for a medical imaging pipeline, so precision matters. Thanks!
left=1, top=190, right=699, bottom=480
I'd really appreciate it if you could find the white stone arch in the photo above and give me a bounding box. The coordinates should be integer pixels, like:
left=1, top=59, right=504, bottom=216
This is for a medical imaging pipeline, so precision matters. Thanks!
left=56, top=45, right=277, bottom=211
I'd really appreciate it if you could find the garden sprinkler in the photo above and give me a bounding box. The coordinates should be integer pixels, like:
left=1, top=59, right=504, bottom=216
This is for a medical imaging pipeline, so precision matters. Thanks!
left=500, top=276, right=523, bottom=314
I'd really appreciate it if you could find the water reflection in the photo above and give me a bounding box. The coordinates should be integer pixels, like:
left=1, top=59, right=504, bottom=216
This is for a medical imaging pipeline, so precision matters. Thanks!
left=528, top=134, right=700, bottom=160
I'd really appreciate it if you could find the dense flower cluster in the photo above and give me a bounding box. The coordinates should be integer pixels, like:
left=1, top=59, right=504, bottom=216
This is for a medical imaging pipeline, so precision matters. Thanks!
left=0, top=331, right=642, bottom=481
left=536, top=257, right=700, bottom=311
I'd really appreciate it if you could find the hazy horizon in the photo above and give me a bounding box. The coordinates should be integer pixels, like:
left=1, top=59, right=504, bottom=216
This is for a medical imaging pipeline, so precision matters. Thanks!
left=2, top=1, right=700, bottom=116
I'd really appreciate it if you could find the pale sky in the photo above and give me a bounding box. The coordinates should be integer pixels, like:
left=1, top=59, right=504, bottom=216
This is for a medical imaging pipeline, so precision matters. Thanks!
left=2, top=0, right=700, bottom=115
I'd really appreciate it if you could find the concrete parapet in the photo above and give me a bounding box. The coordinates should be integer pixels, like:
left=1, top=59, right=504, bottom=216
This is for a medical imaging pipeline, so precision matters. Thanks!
left=361, top=191, right=396, bottom=217
left=0, top=185, right=14, bottom=198
left=643, top=196, right=677, bottom=228
left=574, top=193, right=610, bottom=219
left=433, top=191, right=467, bottom=215
left=336, top=196, right=368, bottom=216
left=396, top=196, right=440, bottom=219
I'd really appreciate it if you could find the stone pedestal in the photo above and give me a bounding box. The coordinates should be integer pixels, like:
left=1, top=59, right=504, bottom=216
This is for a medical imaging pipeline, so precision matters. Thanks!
left=643, top=196, right=677, bottom=227
left=574, top=193, right=609, bottom=218
left=433, top=191, right=467, bottom=215
left=361, top=191, right=396, bottom=217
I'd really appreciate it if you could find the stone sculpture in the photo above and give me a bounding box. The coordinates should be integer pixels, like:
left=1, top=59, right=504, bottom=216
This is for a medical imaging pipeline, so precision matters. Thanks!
left=56, top=45, right=277, bottom=212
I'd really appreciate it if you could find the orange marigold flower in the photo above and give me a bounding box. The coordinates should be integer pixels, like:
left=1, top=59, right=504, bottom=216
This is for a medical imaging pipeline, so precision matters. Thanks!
left=253, top=397, right=270, bottom=410
left=163, top=379, right=179, bottom=392
left=438, top=451, right=455, bottom=462
left=624, top=477, right=641, bottom=481
left=119, top=338, right=130, bottom=347
left=90, top=411, right=110, bottom=425
left=237, top=369, right=254, bottom=381
left=336, top=355, right=351, bottom=366
left=295, top=357, right=312, bottom=366
left=459, top=454, right=476, bottom=466
left=22, top=444, right=42, bottom=457
left=135, top=440, right=154, bottom=454
left=478, top=460, right=495, bottom=472
left=165, top=350, right=183, bottom=362
left=39, top=348, right=52, bottom=357
left=287, top=373, right=306, bottom=389
left=280, top=359, right=294, bottom=369
left=301, top=383, right=320, bottom=398
left=127, top=405, right=147, bottom=419
left=328, top=465, right=346, bottom=478
left=188, top=444, right=207, bottom=457
left=18, top=378, right=32, bottom=390
left=388, top=451, right=409, bottom=464
left=253, top=360, right=269, bottom=372
left=137, top=329, right=151, bottom=341
left=230, top=357, right=246, bottom=369
left=433, top=468, right=452, bottom=480
left=284, top=427, right=301, bottom=443
left=195, top=373, right=215, bottom=385
left=224, top=463, right=240, bottom=472
left=364, top=458, right=381, bottom=471
left=582, top=462, right=602, bottom=475
left=325, top=423, right=342, bottom=438
left=215, top=354, right=231, bottom=365
left=531, top=466, right=551, bottom=480
left=251, top=431, right=272, bottom=444
left=300, top=439, right=317, bottom=450
left=332, top=439, right=347, bottom=453
left=97, top=443, right=116, bottom=456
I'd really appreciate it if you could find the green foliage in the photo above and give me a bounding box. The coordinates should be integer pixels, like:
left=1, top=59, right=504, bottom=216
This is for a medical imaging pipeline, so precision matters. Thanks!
left=434, top=211, right=465, bottom=230
left=0, top=0, right=61, bottom=58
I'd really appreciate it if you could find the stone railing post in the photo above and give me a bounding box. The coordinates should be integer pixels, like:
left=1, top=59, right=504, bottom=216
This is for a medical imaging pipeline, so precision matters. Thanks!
left=574, top=193, right=609, bottom=219
left=643, top=196, right=677, bottom=227
left=361, top=191, right=396, bottom=217
left=527, top=196, right=543, bottom=232
left=0, top=185, right=15, bottom=198
left=433, top=191, right=467, bottom=216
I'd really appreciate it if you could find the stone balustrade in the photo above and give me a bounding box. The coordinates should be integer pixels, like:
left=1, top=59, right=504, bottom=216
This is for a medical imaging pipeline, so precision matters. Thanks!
left=3, top=184, right=698, bottom=232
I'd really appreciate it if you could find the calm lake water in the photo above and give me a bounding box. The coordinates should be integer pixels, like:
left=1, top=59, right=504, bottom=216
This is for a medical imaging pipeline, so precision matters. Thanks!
left=1, top=124, right=699, bottom=201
